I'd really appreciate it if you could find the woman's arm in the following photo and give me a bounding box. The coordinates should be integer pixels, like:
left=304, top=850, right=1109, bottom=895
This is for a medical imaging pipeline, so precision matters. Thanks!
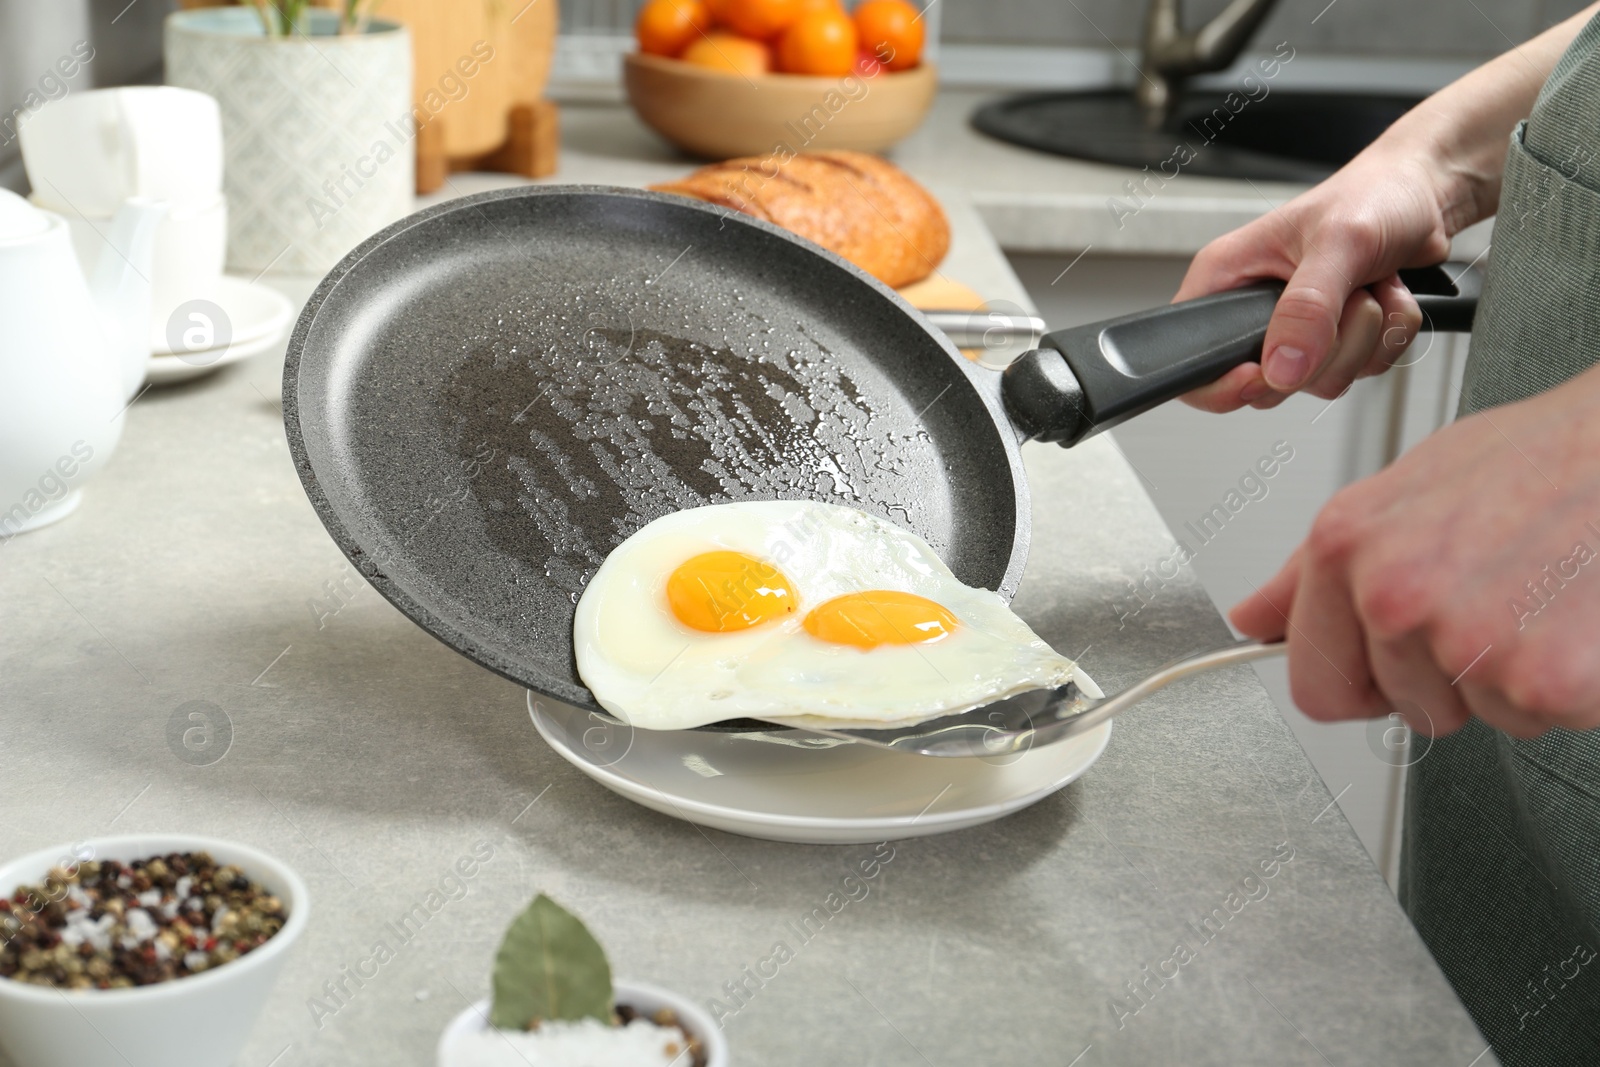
left=1177, top=2, right=1600, bottom=412
left=1410, top=3, right=1600, bottom=233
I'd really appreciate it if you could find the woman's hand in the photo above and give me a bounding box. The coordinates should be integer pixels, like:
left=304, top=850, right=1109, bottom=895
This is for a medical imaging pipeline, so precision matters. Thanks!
left=1175, top=147, right=1454, bottom=412
left=1173, top=5, right=1599, bottom=412
left=1230, top=366, right=1600, bottom=737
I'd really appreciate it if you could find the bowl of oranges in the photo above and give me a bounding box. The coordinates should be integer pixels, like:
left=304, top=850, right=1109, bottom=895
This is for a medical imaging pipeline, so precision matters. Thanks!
left=625, top=0, right=935, bottom=159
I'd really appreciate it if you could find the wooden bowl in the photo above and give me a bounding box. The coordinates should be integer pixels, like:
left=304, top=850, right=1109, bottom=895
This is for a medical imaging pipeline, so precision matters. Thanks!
left=624, top=52, right=937, bottom=159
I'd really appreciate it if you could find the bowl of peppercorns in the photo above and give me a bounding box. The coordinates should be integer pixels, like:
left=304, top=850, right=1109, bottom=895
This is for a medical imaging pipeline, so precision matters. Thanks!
left=0, top=834, right=309, bottom=1067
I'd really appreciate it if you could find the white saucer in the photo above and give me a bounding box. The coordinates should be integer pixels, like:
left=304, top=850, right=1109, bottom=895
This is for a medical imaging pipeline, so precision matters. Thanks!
left=147, top=327, right=287, bottom=385
left=147, top=275, right=295, bottom=385
left=529, top=693, right=1112, bottom=844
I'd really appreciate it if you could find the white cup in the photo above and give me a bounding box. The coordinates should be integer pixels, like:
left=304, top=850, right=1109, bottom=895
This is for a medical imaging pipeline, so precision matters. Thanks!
left=37, top=192, right=228, bottom=353
left=0, top=834, right=309, bottom=1067
left=19, top=87, right=223, bottom=218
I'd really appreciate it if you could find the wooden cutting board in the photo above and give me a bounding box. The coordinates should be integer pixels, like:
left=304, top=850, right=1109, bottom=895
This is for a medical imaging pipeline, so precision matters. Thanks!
left=899, top=275, right=986, bottom=312
left=900, top=275, right=989, bottom=360
left=368, top=0, right=558, bottom=159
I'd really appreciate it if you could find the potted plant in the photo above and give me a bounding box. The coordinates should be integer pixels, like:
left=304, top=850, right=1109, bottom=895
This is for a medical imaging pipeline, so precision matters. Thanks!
left=165, top=2, right=414, bottom=274
left=238, top=1, right=382, bottom=35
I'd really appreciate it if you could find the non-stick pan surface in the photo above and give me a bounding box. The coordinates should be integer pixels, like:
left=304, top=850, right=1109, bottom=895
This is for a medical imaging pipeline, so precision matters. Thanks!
left=284, top=186, right=1031, bottom=713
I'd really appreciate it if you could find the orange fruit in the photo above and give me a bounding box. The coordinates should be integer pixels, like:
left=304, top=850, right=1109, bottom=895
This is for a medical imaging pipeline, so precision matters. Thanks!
left=681, top=31, right=772, bottom=76
left=707, top=0, right=803, bottom=40
left=636, top=0, right=713, bottom=57
left=852, top=0, right=923, bottom=71
left=795, top=0, right=842, bottom=11
left=775, top=8, right=857, bottom=75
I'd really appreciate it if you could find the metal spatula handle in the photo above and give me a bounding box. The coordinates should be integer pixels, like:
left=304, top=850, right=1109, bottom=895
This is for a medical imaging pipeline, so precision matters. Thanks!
left=1029, top=638, right=1286, bottom=749
left=793, top=638, right=1288, bottom=757
left=1002, top=261, right=1483, bottom=448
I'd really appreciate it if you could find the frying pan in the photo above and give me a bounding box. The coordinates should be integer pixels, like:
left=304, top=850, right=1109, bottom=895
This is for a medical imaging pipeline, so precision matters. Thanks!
left=283, top=185, right=1479, bottom=729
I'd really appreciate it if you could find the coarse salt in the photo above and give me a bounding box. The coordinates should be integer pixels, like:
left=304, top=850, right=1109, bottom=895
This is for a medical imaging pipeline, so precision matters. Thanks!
left=441, top=1016, right=693, bottom=1067
left=58, top=912, right=115, bottom=953
left=124, top=908, right=157, bottom=942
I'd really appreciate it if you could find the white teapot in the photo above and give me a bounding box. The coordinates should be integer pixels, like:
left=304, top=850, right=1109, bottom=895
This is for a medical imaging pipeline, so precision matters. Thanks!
left=0, top=190, right=164, bottom=537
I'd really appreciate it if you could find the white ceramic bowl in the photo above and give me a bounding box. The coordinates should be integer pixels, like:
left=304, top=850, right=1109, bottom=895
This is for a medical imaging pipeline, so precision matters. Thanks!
left=0, top=834, right=309, bottom=1067
left=438, top=980, right=730, bottom=1067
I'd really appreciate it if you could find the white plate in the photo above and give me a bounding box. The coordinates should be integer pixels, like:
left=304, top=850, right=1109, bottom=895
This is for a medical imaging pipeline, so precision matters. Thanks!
left=146, top=275, right=295, bottom=384
left=529, top=693, right=1112, bottom=844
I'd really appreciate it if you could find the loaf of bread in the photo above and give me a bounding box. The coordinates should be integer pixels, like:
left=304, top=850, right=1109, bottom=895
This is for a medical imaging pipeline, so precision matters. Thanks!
left=650, top=150, right=950, bottom=289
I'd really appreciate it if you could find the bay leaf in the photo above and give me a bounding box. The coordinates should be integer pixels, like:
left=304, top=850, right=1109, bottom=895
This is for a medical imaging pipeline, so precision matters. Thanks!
left=490, top=893, right=614, bottom=1029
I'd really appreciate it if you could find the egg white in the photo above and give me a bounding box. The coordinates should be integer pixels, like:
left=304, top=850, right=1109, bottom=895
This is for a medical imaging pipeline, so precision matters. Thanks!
left=573, top=500, right=1098, bottom=731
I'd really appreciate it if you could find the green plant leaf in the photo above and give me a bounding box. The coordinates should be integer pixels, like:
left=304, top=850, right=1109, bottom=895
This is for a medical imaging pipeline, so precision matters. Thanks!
left=490, top=894, right=614, bottom=1030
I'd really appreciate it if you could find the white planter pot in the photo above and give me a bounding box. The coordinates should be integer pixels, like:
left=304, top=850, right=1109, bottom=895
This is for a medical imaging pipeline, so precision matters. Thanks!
left=165, top=8, right=414, bottom=274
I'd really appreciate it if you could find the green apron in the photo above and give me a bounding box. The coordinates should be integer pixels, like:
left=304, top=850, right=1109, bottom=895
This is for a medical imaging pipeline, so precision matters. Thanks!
left=1401, top=13, right=1600, bottom=1065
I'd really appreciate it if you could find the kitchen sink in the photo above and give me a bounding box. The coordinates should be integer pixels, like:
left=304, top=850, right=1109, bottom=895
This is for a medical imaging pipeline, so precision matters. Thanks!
left=972, top=89, right=1426, bottom=183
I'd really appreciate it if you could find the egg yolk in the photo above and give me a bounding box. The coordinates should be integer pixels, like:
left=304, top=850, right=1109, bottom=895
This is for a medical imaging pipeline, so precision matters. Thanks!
left=666, top=551, right=797, bottom=632
left=802, top=590, right=959, bottom=649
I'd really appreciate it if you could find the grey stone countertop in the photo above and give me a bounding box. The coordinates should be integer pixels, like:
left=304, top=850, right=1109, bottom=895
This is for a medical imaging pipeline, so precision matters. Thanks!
left=0, top=99, right=1495, bottom=1067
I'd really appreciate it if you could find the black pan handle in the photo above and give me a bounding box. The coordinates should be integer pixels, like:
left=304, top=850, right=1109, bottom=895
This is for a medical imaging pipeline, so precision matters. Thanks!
left=1002, top=261, right=1483, bottom=448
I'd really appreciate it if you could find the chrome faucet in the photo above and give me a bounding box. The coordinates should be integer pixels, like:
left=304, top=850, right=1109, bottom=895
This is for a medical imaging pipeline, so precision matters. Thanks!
left=1136, top=0, right=1281, bottom=126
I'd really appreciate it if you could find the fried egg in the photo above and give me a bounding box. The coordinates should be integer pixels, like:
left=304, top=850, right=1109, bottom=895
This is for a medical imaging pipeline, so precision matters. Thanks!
left=573, top=500, right=1099, bottom=731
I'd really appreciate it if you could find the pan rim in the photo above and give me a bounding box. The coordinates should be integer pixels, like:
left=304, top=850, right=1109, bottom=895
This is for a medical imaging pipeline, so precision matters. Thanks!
left=281, top=183, right=1033, bottom=713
